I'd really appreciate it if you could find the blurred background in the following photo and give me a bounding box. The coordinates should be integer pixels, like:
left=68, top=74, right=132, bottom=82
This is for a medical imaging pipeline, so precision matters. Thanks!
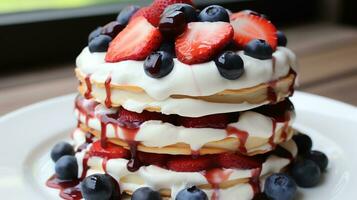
left=0, top=0, right=357, bottom=115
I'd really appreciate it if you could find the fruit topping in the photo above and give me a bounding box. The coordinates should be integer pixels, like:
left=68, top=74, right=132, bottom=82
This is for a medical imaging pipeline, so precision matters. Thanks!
left=164, top=3, right=197, bottom=23
left=244, top=39, right=273, bottom=60
left=144, top=51, right=174, bottom=78
left=277, top=30, right=288, bottom=47
left=81, top=174, right=119, bottom=200
left=105, top=16, right=162, bottom=62
left=131, top=187, right=162, bottom=200
left=198, top=5, right=230, bottom=22
left=159, top=8, right=187, bottom=37
left=264, top=173, right=297, bottom=200
left=117, top=107, right=172, bottom=127
left=230, top=12, right=277, bottom=50
left=292, top=133, right=313, bottom=156
left=291, top=160, right=321, bottom=188
left=175, top=22, right=233, bottom=64
left=177, top=113, right=230, bottom=129
left=55, top=155, right=78, bottom=180
left=167, top=155, right=215, bottom=172
left=230, top=10, right=267, bottom=21
left=176, top=186, right=208, bottom=200
left=214, top=51, right=245, bottom=80
left=217, top=152, right=262, bottom=169
left=89, top=140, right=130, bottom=159
left=116, top=5, right=140, bottom=25
left=89, top=35, right=112, bottom=53
left=51, top=142, right=75, bottom=162
left=101, top=21, right=125, bottom=38
left=138, top=152, right=169, bottom=167
left=88, top=27, right=103, bottom=43
left=305, top=150, right=329, bottom=172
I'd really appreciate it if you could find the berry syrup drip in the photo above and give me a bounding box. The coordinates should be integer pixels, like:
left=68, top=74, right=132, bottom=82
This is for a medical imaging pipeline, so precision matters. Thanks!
left=102, top=157, right=109, bottom=173
left=77, top=132, right=94, bottom=152
left=75, top=95, right=98, bottom=127
left=267, top=81, right=278, bottom=104
left=288, top=68, right=297, bottom=97
left=127, top=141, right=141, bottom=172
left=202, top=168, right=233, bottom=200
left=249, top=167, right=263, bottom=195
left=104, top=76, right=112, bottom=108
left=268, top=119, right=277, bottom=149
left=84, top=74, right=92, bottom=99
left=46, top=175, right=82, bottom=200
left=272, top=56, right=276, bottom=74
left=80, top=153, right=91, bottom=179
left=226, top=126, right=248, bottom=154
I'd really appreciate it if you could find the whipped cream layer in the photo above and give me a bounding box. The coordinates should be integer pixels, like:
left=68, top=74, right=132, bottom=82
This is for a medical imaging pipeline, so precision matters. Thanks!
left=76, top=47, right=297, bottom=101
left=72, top=129, right=297, bottom=200
left=75, top=100, right=294, bottom=153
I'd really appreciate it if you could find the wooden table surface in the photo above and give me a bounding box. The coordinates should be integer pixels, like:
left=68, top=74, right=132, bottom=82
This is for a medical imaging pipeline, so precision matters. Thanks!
left=1, top=23, right=357, bottom=116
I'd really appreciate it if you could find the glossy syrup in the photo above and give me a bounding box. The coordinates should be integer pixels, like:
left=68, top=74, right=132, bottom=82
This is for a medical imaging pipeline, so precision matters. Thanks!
left=226, top=126, right=248, bottom=154
left=203, top=168, right=233, bottom=200
left=46, top=175, right=82, bottom=200
left=104, top=76, right=112, bottom=108
left=84, top=74, right=92, bottom=99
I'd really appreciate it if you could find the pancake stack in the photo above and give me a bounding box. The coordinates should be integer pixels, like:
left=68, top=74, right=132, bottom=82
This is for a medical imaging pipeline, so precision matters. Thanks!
left=47, top=1, right=306, bottom=200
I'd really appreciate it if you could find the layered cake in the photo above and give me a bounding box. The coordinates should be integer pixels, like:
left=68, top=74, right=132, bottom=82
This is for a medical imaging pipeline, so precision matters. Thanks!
left=47, top=1, right=329, bottom=200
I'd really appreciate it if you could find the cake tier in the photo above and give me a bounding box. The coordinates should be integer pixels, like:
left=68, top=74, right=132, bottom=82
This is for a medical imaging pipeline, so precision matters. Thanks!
left=76, top=47, right=297, bottom=117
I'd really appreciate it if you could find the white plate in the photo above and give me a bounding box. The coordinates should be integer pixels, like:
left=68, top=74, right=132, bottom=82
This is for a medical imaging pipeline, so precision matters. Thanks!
left=0, top=92, right=356, bottom=200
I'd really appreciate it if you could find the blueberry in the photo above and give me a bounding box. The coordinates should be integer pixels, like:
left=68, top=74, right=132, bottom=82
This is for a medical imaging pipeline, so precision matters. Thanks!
left=55, top=155, right=78, bottom=180
left=51, top=142, right=75, bottom=162
left=291, top=160, right=321, bottom=188
left=306, top=150, right=329, bottom=171
left=101, top=21, right=125, bottom=38
left=159, top=10, right=186, bottom=37
left=292, top=134, right=313, bottom=156
left=81, top=174, right=119, bottom=200
left=214, top=51, right=245, bottom=80
left=176, top=186, right=208, bottom=200
left=117, top=5, right=140, bottom=25
left=89, top=35, right=112, bottom=53
left=264, top=173, right=297, bottom=200
left=163, top=4, right=197, bottom=23
left=277, top=31, right=288, bottom=47
left=88, top=27, right=103, bottom=43
left=144, top=51, right=174, bottom=79
left=131, top=187, right=162, bottom=200
left=244, top=39, right=273, bottom=60
left=198, top=5, right=230, bottom=22
left=159, top=40, right=176, bottom=57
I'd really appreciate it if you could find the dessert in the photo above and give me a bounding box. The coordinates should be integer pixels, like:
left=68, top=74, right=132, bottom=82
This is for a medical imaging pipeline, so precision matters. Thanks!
left=46, top=1, right=329, bottom=200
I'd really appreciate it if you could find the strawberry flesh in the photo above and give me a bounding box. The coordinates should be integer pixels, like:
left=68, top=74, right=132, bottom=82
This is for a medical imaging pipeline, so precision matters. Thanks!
left=218, top=152, right=262, bottom=169
left=177, top=113, right=231, bottom=129
left=89, top=140, right=130, bottom=159
left=167, top=155, right=217, bottom=172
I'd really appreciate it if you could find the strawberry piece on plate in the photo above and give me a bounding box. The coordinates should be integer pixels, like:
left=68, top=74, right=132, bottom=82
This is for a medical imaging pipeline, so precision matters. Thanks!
left=217, top=152, right=262, bottom=169
left=89, top=140, right=130, bottom=159
left=177, top=113, right=230, bottom=129
left=105, top=16, right=162, bottom=62
left=230, top=12, right=277, bottom=50
left=167, top=155, right=217, bottom=172
left=175, top=22, right=234, bottom=64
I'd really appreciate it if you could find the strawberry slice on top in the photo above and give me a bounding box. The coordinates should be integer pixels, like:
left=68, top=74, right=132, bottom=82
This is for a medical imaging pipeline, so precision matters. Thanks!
left=230, top=12, right=277, bottom=50
left=105, top=16, right=162, bottom=62
left=175, top=22, right=234, bottom=64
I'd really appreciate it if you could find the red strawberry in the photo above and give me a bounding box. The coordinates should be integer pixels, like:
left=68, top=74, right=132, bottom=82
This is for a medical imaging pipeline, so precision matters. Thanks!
left=138, top=152, right=169, bottom=167
left=175, top=22, right=234, bottom=64
left=152, top=0, right=194, bottom=11
left=167, top=155, right=217, bottom=172
left=105, top=16, right=162, bottom=62
left=118, top=107, right=173, bottom=126
left=89, top=141, right=130, bottom=159
left=217, top=153, right=262, bottom=169
left=177, top=113, right=230, bottom=129
left=230, top=12, right=277, bottom=50
left=130, top=7, right=160, bottom=26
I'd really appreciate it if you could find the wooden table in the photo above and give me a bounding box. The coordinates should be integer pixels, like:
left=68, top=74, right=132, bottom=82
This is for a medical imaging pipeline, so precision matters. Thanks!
left=1, top=23, right=356, bottom=116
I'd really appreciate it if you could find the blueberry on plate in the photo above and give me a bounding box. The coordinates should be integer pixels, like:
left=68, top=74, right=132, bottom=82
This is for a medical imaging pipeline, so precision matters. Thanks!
left=88, top=27, right=103, bottom=43
left=117, top=5, right=140, bottom=25
left=175, top=186, right=208, bottom=200
left=306, top=150, right=329, bottom=172
left=277, top=30, right=288, bottom=47
left=51, top=141, right=75, bottom=162
left=198, top=5, right=230, bottom=22
left=81, top=174, right=119, bottom=200
left=144, top=51, right=174, bottom=79
left=163, top=3, right=197, bottom=23
left=131, top=187, right=162, bottom=200
left=159, top=10, right=186, bottom=36
left=292, top=133, right=313, bottom=156
left=89, top=35, right=112, bottom=53
left=244, top=39, right=273, bottom=60
left=55, top=155, right=78, bottom=180
left=101, top=21, right=125, bottom=38
left=264, top=173, right=297, bottom=200
left=291, top=159, right=321, bottom=188
left=214, top=51, right=245, bottom=80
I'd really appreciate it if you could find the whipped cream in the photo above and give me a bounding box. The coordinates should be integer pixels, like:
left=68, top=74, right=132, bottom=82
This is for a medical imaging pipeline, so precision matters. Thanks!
left=76, top=47, right=297, bottom=101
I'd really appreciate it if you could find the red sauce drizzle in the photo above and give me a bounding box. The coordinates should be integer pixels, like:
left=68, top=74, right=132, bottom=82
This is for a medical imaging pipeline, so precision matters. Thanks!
left=102, top=157, right=109, bottom=173
left=203, top=169, right=233, bottom=200
left=268, top=119, right=277, bottom=149
left=80, top=153, right=90, bottom=180
left=267, top=81, right=278, bottom=104
left=104, top=76, right=112, bottom=108
left=46, top=175, right=82, bottom=200
left=288, top=68, right=297, bottom=97
left=84, top=74, right=92, bottom=99
left=249, top=167, right=262, bottom=195
left=226, top=126, right=249, bottom=154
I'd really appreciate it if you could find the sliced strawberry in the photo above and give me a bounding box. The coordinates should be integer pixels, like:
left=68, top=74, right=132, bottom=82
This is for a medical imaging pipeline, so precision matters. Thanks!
left=175, top=22, right=234, bottom=64
left=89, top=141, right=130, bottom=159
left=167, top=155, right=217, bottom=172
left=230, top=13, right=277, bottom=50
left=177, top=113, right=230, bottom=129
left=118, top=107, right=173, bottom=127
left=105, top=16, right=162, bottom=62
left=138, top=152, right=169, bottom=167
left=217, top=153, right=262, bottom=169
left=130, top=6, right=160, bottom=26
